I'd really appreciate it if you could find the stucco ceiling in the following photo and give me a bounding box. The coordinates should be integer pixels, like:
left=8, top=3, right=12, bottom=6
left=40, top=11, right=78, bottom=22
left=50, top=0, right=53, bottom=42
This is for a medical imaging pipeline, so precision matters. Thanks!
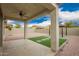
left=0, top=3, right=56, bottom=21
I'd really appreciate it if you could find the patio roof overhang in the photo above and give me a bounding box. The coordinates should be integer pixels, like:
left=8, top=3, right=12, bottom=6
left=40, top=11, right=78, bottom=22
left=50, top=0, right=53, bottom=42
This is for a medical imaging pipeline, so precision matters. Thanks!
left=0, top=3, right=58, bottom=21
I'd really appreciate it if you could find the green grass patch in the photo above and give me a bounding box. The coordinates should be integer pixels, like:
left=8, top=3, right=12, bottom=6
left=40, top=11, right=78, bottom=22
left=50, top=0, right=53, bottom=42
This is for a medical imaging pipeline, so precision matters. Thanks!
left=59, top=37, right=66, bottom=46
left=28, top=36, right=65, bottom=47
left=29, top=36, right=48, bottom=40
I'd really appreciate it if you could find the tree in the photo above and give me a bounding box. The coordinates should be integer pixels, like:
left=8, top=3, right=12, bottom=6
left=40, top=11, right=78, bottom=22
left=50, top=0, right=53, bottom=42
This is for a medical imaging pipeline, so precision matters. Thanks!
left=6, top=24, right=13, bottom=31
left=64, top=22, right=73, bottom=35
left=15, top=24, right=21, bottom=28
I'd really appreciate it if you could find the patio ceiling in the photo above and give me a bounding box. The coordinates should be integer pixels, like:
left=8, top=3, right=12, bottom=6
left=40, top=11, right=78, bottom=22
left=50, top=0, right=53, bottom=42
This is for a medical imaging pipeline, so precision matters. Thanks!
left=0, top=3, right=56, bottom=21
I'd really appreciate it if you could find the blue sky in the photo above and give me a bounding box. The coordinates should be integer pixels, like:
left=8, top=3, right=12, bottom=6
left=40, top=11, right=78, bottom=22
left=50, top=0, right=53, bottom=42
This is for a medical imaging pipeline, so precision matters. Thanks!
left=7, top=3, right=79, bottom=26
left=59, top=3, right=79, bottom=12
left=27, top=16, right=50, bottom=24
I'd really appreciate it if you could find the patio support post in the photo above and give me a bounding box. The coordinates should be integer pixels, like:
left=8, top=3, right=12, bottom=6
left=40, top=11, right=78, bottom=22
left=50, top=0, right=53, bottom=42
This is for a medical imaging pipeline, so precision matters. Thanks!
left=24, top=21, right=27, bottom=39
left=0, top=5, right=3, bottom=47
left=50, top=8, right=59, bottom=51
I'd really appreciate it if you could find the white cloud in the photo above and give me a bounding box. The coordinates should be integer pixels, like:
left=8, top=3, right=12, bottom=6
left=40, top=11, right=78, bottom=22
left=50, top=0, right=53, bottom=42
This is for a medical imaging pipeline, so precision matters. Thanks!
left=59, top=8, right=79, bottom=20
left=20, top=23, right=24, bottom=27
left=61, top=22, right=65, bottom=25
left=27, top=20, right=51, bottom=27
left=7, top=20, right=14, bottom=24
left=37, top=20, right=51, bottom=27
left=12, top=24, right=16, bottom=27
left=27, top=23, right=38, bottom=27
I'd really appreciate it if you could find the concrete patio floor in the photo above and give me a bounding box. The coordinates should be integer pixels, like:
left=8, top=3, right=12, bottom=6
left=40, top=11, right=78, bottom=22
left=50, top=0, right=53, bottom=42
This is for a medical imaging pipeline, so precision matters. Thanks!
left=2, top=35, right=79, bottom=56
left=3, top=39, right=55, bottom=56
left=56, top=36, right=79, bottom=56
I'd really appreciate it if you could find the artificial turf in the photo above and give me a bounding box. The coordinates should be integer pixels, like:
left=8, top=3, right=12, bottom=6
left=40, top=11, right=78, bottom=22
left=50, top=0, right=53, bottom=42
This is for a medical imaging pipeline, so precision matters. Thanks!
left=28, top=36, right=65, bottom=47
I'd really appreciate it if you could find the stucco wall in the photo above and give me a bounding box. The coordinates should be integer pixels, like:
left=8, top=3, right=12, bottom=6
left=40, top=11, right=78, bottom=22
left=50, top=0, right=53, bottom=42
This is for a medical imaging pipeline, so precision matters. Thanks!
left=35, top=27, right=79, bottom=36
left=59, top=27, right=79, bottom=36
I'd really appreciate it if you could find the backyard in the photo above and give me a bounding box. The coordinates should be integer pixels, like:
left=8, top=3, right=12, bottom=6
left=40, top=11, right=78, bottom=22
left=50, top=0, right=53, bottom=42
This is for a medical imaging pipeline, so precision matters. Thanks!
left=5, top=19, right=66, bottom=47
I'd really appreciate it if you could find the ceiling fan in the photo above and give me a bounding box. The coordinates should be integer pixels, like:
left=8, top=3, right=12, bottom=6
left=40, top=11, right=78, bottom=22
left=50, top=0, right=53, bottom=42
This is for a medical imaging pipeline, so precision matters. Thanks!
left=11, top=8, right=28, bottom=18
left=18, top=10, right=28, bottom=18
left=19, top=11, right=24, bottom=17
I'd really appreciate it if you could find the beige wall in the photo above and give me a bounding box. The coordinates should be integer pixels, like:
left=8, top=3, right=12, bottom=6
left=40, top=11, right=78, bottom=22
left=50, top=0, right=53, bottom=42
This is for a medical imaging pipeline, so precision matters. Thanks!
left=35, top=27, right=79, bottom=37
left=59, top=27, right=79, bottom=36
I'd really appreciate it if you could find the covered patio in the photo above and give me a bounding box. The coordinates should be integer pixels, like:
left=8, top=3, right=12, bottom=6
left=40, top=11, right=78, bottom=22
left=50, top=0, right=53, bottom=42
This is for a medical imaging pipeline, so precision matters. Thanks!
left=0, top=3, right=60, bottom=55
